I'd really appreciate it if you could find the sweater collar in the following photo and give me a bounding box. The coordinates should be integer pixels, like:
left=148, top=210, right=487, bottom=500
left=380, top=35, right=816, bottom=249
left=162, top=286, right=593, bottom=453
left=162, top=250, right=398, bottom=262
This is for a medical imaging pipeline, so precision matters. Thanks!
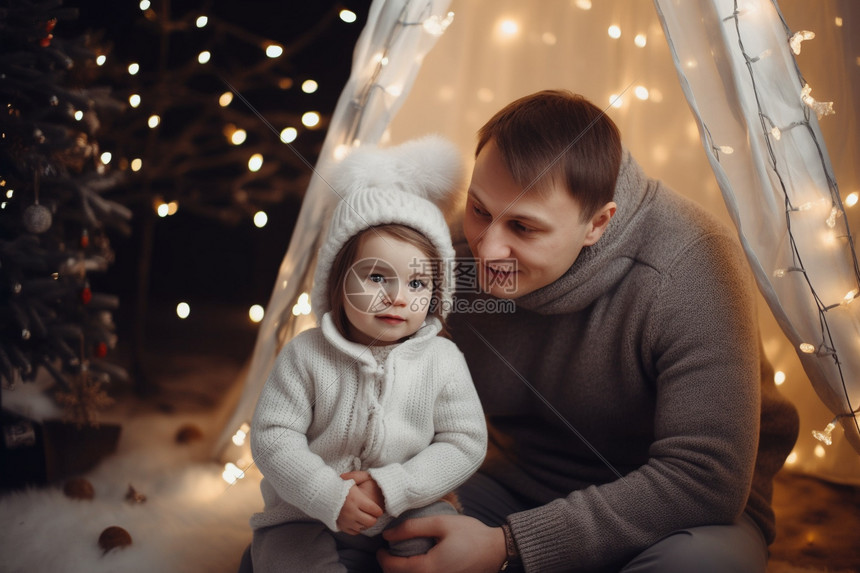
left=513, top=149, right=656, bottom=315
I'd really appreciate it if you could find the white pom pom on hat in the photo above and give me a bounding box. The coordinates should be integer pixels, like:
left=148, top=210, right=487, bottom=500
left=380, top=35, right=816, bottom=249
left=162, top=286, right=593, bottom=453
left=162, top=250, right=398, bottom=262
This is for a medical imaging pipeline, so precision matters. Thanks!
left=311, top=135, right=465, bottom=320
left=328, top=134, right=464, bottom=207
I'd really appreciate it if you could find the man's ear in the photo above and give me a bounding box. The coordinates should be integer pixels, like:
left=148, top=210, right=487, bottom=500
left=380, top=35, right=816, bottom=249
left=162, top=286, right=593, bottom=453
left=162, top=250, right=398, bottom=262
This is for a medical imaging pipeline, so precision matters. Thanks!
left=583, top=201, right=617, bottom=246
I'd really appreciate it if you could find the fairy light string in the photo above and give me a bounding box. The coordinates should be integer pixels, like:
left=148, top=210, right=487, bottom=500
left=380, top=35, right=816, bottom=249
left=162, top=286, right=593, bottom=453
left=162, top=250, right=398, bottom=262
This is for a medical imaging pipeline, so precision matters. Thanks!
left=720, top=0, right=860, bottom=445
left=344, top=1, right=450, bottom=144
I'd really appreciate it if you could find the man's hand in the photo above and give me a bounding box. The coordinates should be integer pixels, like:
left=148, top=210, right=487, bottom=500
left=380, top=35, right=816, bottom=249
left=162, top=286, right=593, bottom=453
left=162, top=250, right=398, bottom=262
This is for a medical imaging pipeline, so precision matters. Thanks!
left=377, top=514, right=507, bottom=573
left=336, top=482, right=383, bottom=535
left=341, top=471, right=385, bottom=510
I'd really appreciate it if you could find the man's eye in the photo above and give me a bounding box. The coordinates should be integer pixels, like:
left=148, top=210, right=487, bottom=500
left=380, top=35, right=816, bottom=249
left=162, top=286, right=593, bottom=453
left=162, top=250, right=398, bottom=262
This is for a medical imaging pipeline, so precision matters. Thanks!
left=512, top=221, right=534, bottom=233
left=472, top=203, right=489, bottom=217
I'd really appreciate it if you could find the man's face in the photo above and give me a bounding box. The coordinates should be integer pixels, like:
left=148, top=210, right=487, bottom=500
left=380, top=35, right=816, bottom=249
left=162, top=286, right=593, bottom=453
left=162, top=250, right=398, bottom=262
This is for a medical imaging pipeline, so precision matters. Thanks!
left=463, top=140, right=613, bottom=299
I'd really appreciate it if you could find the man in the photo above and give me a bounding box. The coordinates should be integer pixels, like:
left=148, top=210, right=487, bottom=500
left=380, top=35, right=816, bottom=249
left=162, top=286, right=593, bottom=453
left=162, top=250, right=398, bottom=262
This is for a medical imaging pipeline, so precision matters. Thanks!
left=378, top=90, right=799, bottom=572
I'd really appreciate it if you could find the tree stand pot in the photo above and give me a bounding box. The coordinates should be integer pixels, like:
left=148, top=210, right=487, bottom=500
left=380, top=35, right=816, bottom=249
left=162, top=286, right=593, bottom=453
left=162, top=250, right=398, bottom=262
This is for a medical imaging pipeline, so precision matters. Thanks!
left=42, top=419, right=122, bottom=483
left=1, top=415, right=122, bottom=490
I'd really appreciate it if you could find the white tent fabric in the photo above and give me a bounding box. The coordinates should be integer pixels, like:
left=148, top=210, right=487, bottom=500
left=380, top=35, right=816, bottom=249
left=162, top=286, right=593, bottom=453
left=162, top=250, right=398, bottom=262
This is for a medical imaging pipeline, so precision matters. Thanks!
left=218, top=0, right=860, bottom=484
left=654, top=0, right=860, bottom=457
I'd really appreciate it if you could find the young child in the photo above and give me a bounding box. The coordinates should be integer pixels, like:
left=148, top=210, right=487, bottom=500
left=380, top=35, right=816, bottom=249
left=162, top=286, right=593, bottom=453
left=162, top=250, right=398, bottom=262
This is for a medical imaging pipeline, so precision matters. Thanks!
left=247, top=136, right=487, bottom=572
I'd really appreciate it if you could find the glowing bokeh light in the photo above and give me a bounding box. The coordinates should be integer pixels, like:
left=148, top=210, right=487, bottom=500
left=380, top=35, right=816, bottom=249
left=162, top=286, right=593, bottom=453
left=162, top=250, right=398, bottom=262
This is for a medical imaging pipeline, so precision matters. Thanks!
left=253, top=211, right=268, bottom=228
left=231, top=129, right=247, bottom=145
left=302, top=112, right=320, bottom=128
left=248, top=154, right=264, bottom=172
left=249, top=305, right=265, bottom=323
left=280, top=127, right=298, bottom=143
left=498, top=19, right=519, bottom=37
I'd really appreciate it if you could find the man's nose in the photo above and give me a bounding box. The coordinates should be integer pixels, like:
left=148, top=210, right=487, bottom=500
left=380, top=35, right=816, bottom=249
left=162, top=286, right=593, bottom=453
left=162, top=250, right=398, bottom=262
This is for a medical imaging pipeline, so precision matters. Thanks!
left=475, top=222, right=511, bottom=260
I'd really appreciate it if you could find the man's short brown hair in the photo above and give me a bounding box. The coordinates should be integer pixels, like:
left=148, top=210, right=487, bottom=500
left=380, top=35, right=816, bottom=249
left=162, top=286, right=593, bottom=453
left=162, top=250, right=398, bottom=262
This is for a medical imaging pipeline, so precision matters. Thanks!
left=476, top=90, right=622, bottom=221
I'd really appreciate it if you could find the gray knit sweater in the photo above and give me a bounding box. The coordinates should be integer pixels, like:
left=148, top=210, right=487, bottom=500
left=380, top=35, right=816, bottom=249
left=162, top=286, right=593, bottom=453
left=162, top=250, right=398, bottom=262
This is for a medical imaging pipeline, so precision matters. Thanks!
left=449, top=151, right=799, bottom=572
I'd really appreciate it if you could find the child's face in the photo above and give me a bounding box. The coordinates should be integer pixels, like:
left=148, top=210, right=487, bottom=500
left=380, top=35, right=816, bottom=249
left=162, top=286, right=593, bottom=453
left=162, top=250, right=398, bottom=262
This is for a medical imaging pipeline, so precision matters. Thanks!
left=342, top=231, right=434, bottom=346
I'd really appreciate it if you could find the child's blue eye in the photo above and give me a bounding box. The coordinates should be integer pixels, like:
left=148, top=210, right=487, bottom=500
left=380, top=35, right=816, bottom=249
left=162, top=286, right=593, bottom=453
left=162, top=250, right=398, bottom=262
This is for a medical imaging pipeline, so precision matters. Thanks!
left=369, top=273, right=385, bottom=283
left=408, top=278, right=427, bottom=290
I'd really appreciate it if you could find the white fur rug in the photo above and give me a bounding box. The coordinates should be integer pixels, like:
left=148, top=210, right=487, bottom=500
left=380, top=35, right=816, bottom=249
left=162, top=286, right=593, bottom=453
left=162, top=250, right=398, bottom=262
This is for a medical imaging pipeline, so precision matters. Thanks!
left=0, top=405, right=262, bottom=573
left=0, top=401, right=837, bottom=573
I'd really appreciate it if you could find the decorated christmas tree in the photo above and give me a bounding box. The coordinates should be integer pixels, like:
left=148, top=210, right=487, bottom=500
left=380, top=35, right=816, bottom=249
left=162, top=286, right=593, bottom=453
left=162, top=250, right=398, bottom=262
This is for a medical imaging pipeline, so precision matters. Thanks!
left=0, top=0, right=130, bottom=433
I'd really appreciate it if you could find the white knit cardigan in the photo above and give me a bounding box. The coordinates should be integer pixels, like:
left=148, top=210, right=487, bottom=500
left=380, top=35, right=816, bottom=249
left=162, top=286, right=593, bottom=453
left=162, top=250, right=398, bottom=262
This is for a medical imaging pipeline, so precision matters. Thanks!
left=250, top=312, right=487, bottom=534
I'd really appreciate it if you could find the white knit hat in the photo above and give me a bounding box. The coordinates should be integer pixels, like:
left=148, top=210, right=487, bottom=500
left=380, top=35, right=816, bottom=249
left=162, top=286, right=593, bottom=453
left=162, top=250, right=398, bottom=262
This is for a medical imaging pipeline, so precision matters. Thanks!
left=311, top=135, right=464, bottom=320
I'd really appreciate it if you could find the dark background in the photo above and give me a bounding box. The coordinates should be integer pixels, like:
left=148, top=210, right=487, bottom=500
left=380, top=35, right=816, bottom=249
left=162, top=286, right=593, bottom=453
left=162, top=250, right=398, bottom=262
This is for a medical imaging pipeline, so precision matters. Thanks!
left=59, top=1, right=370, bottom=352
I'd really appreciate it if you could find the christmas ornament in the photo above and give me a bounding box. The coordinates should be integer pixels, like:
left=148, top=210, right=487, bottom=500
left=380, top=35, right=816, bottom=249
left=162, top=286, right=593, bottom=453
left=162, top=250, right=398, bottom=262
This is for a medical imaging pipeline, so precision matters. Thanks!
left=24, top=171, right=52, bottom=233
left=125, top=484, right=147, bottom=504
left=23, top=204, right=52, bottom=233
left=63, top=477, right=95, bottom=500
left=39, top=18, right=57, bottom=48
left=175, top=423, right=204, bottom=444
left=98, top=526, right=132, bottom=554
